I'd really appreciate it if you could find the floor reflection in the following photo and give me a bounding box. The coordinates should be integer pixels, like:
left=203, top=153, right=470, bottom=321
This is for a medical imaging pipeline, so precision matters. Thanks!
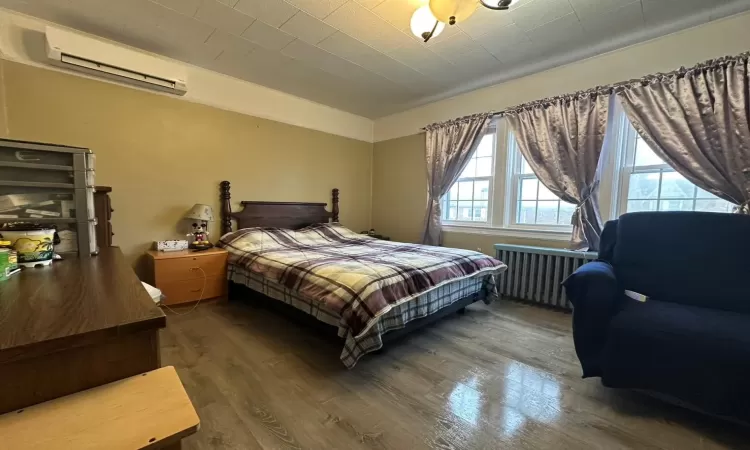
left=445, top=361, right=563, bottom=437
left=448, top=375, right=481, bottom=426
left=502, top=361, right=562, bottom=436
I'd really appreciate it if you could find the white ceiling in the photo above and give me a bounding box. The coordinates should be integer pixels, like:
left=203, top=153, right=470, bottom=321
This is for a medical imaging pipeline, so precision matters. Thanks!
left=2, top=0, right=749, bottom=118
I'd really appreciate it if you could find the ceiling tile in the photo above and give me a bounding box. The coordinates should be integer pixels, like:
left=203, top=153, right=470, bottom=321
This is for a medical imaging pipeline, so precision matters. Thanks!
left=568, top=0, right=635, bottom=21
left=642, top=0, right=718, bottom=25
left=475, top=23, right=535, bottom=64
left=151, top=0, right=202, bottom=16
left=233, top=0, right=299, bottom=27
left=386, top=40, right=452, bottom=76
left=241, top=20, right=295, bottom=50
left=354, top=0, right=387, bottom=9
left=324, top=0, right=407, bottom=53
left=317, top=32, right=382, bottom=63
left=194, top=0, right=255, bottom=35
left=372, top=0, right=424, bottom=34
left=510, top=0, right=575, bottom=31
left=525, top=12, right=586, bottom=56
left=580, top=1, right=644, bottom=38
left=285, top=0, right=348, bottom=19
left=447, top=48, right=504, bottom=75
left=428, top=30, right=483, bottom=59
left=216, top=0, right=240, bottom=6
left=458, top=5, right=515, bottom=39
left=205, top=29, right=257, bottom=54
left=154, top=3, right=217, bottom=43
left=280, top=10, right=337, bottom=44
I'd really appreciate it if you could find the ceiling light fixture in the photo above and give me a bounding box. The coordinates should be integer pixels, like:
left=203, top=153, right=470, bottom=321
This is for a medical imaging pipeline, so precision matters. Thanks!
left=479, top=0, right=515, bottom=11
left=410, top=5, right=445, bottom=42
left=412, top=0, right=517, bottom=43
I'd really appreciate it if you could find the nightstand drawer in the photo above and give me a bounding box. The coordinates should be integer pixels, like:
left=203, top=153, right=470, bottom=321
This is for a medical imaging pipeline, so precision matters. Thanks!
left=159, top=276, right=226, bottom=305
left=154, top=252, right=227, bottom=282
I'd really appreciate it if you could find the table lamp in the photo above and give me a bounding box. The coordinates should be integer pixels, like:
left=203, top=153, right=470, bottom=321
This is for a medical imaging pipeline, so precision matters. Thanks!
left=184, top=203, right=214, bottom=250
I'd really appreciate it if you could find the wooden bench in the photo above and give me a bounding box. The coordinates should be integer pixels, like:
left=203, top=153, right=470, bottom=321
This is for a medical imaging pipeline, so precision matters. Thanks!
left=0, top=366, right=199, bottom=450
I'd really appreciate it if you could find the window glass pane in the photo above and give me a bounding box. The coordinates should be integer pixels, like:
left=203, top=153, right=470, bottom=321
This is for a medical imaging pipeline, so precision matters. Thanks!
left=473, top=201, right=488, bottom=221
left=538, top=183, right=559, bottom=200
left=627, top=200, right=658, bottom=212
left=695, top=187, right=717, bottom=199
left=695, top=199, right=733, bottom=213
left=536, top=201, right=559, bottom=225
left=634, top=136, right=664, bottom=166
left=659, top=199, right=693, bottom=211
left=628, top=173, right=660, bottom=199
left=559, top=202, right=575, bottom=225
left=518, top=201, right=536, bottom=224
left=458, top=201, right=472, bottom=220
left=520, top=178, right=538, bottom=200
left=460, top=159, right=476, bottom=178
left=448, top=183, right=458, bottom=200
left=660, top=172, right=694, bottom=199
left=447, top=201, right=458, bottom=220
left=458, top=181, right=473, bottom=200
left=476, top=134, right=494, bottom=157
left=475, top=157, right=493, bottom=177
left=520, top=155, right=534, bottom=174
left=474, top=180, right=489, bottom=200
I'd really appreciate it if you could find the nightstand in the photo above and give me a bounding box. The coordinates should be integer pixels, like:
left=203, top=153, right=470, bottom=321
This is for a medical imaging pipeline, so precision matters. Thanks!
left=146, top=248, right=228, bottom=306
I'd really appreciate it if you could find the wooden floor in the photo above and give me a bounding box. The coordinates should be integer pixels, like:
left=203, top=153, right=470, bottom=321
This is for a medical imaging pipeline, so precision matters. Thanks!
left=161, top=300, right=750, bottom=450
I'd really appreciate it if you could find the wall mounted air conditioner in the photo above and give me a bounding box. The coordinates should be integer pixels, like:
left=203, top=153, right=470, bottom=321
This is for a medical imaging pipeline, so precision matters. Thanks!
left=45, top=26, right=187, bottom=96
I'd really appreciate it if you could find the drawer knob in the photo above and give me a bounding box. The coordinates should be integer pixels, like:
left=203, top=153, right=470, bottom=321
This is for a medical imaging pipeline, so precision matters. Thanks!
left=190, top=288, right=201, bottom=293
left=189, top=267, right=200, bottom=271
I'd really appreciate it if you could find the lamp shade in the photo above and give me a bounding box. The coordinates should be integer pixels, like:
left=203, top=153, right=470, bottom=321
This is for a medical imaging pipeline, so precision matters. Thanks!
left=184, top=203, right=214, bottom=222
left=410, top=6, right=445, bottom=40
left=429, top=0, right=478, bottom=25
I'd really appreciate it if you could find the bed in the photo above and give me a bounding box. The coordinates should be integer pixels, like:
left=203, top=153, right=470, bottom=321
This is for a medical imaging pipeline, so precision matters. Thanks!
left=218, top=181, right=507, bottom=368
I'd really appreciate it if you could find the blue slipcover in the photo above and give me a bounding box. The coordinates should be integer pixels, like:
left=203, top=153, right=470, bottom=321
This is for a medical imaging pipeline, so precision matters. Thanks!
left=564, top=212, right=750, bottom=422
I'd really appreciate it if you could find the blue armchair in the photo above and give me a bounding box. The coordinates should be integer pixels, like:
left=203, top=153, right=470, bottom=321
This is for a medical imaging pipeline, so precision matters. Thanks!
left=564, top=212, right=750, bottom=423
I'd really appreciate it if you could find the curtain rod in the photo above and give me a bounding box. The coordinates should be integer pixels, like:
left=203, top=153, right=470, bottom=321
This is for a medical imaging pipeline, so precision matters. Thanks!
left=423, top=51, right=750, bottom=131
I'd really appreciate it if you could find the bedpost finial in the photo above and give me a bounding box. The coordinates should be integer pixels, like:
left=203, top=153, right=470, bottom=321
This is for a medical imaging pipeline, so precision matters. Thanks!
left=332, top=188, right=340, bottom=223
left=220, top=181, right=232, bottom=235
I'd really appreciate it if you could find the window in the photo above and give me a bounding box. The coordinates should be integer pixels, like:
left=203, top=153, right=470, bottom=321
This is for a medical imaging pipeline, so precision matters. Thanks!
left=508, top=138, right=575, bottom=227
left=442, top=130, right=495, bottom=223
left=617, top=122, right=734, bottom=214
left=440, top=107, right=734, bottom=242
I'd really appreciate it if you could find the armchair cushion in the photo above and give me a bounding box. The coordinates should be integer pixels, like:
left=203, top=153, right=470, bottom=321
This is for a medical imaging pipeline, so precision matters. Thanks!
left=601, top=298, right=750, bottom=421
left=612, top=212, right=750, bottom=314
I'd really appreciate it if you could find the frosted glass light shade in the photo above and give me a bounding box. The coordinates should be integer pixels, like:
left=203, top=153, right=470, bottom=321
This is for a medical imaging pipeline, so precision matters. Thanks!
left=410, top=6, right=445, bottom=40
left=429, top=0, right=478, bottom=25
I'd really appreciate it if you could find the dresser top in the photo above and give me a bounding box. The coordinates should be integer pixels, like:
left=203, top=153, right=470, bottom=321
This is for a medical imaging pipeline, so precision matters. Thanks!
left=0, top=247, right=166, bottom=364
left=147, top=248, right=228, bottom=260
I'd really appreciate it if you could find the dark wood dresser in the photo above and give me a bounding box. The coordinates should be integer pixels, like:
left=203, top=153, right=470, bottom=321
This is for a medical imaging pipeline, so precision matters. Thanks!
left=0, top=247, right=166, bottom=414
left=94, top=185, right=113, bottom=248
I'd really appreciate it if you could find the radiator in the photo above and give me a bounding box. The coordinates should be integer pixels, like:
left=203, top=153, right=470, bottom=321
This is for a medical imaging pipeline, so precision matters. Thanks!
left=494, top=244, right=597, bottom=310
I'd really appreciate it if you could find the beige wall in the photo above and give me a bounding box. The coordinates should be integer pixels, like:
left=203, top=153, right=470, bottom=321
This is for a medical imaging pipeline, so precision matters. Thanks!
left=372, top=11, right=750, bottom=255
left=0, top=60, right=372, bottom=267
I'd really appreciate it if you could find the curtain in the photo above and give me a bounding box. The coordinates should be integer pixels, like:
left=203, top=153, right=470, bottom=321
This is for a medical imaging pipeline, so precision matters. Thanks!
left=616, top=53, right=750, bottom=213
left=422, top=113, right=493, bottom=246
left=505, top=91, right=610, bottom=251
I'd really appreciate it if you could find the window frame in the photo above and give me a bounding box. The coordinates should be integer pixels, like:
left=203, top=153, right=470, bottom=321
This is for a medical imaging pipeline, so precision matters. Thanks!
left=441, top=126, right=497, bottom=226
left=614, top=115, right=734, bottom=215
left=505, top=135, right=574, bottom=231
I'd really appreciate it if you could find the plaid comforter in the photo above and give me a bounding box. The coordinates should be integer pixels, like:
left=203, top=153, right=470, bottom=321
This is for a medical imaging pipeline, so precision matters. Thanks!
left=219, top=223, right=507, bottom=338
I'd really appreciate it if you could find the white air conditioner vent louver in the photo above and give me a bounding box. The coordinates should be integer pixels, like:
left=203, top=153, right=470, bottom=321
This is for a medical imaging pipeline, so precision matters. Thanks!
left=45, top=27, right=187, bottom=96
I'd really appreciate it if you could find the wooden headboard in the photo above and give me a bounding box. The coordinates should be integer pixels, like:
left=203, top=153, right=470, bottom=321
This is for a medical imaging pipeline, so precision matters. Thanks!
left=219, top=181, right=339, bottom=234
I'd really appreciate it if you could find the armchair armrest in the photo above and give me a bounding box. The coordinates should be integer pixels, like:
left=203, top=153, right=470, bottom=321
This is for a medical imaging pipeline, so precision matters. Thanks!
left=563, top=261, right=623, bottom=377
